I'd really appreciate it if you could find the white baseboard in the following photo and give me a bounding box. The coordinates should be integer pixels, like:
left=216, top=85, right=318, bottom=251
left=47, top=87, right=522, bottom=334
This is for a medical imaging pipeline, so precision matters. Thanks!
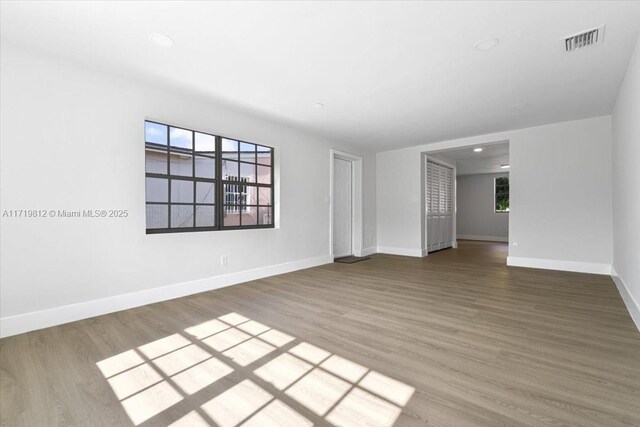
left=507, top=256, right=612, bottom=275
left=376, top=246, right=424, bottom=257
left=611, top=268, right=640, bottom=332
left=457, top=235, right=508, bottom=243
left=361, top=246, right=377, bottom=256
left=0, top=255, right=333, bottom=338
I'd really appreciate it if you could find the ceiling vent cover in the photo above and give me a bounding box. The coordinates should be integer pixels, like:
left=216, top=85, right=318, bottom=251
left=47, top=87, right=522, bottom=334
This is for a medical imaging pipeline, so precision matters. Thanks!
left=565, top=26, right=605, bottom=52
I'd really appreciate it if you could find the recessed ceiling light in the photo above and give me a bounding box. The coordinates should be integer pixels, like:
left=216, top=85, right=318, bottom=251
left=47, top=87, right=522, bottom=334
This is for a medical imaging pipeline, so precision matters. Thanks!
left=475, top=38, right=500, bottom=51
left=511, top=103, right=528, bottom=110
left=148, top=33, right=174, bottom=48
left=312, top=102, right=325, bottom=109
left=500, top=164, right=510, bottom=169
left=474, top=148, right=483, bottom=152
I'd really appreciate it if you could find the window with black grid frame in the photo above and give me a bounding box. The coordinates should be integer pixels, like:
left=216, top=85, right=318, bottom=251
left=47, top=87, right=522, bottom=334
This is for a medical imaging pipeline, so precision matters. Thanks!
left=144, top=121, right=274, bottom=233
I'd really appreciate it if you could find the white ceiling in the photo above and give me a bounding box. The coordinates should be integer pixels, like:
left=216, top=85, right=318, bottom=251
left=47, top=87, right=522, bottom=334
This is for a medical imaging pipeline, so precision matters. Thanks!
left=2, top=1, right=640, bottom=151
left=430, top=142, right=510, bottom=175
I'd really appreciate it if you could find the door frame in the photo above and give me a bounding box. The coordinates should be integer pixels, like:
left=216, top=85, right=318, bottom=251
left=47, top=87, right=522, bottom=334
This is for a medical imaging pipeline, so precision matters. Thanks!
left=329, top=149, right=363, bottom=258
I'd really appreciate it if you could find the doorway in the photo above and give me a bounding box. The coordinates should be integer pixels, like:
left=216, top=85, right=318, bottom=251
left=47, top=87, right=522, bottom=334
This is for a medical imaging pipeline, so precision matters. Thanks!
left=333, top=157, right=352, bottom=257
left=330, top=149, right=363, bottom=259
left=422, top=141, right=510, bottom=258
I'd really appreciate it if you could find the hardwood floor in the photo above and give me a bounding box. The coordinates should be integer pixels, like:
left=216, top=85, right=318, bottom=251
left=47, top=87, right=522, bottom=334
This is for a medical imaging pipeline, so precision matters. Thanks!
left=1, top=241, right=639, bottom=426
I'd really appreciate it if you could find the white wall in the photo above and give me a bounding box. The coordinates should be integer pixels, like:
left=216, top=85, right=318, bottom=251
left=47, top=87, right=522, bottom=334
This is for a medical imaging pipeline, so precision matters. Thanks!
left=0, top=44, right=376, bottom=336
left=377, top=116, right=613, bottom=274
left=456, top=173, right=509, bottom=242
left=611, top=34, right=640, bottom=328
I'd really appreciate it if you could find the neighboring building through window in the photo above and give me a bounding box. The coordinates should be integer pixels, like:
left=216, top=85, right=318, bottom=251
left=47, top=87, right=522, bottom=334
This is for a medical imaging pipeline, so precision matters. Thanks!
left=144, top=121, right=274, bottom=233
left=495, top=176, right=509, bottom=213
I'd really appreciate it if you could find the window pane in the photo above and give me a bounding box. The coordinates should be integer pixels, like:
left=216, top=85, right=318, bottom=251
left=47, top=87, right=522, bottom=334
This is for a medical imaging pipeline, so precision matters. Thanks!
left=145, top=147, right=167, bottom=174
left=170, top=127, right=193, bottom=149
left=170, top=152, right=193, bottom=176
left=222, top=160, right=239, bottom=180
left=240, top=163, right=256, bottom=183
left=171, top=179, right=193, bottom=203
left=239, top=142, right=256, bottom=163
left=223, top=183, right=245, bottom=205
left=196, top=181, right=215, bottom=204
left=171, top=205, right=194, bottom=228
left=223, top=207, right=240, bottom=227
left=146, top=204, right=168, bottom=229
left=495, top=177, right=509, bottom=212
left=195, top=155, right=215, bottom=178
left=195, top=132, right=215, bottom=153
left=145, top=122, right=167, bottom=145
left=222, top=139, right=238, bottom=160
left=258, top=206, right=272, bottom=225
left=242, top=206, right=257, bottom=226
left=496, top=195, right=509, bottom=212
left=258, top=187, right=272, bottom=206
left=146, top=177, right=168, bottom=202
left=257, top=165, right=271, bottom=184
left=245, top=186, right=258, bottom=205
left=196, top=205, right=215, bottom=227
left=257, top=146, right=272, bottom=165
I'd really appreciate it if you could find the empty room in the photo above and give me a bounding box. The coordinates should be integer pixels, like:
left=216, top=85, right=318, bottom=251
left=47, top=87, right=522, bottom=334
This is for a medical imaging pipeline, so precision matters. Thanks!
left=1, top=1, right=639, bottom=426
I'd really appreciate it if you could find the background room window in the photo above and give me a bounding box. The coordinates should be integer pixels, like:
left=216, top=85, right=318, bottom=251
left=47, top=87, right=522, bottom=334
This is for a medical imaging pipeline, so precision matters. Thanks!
left=495, top=176, right=509, bottom=213
left=145, top=121, right=274, bottom=233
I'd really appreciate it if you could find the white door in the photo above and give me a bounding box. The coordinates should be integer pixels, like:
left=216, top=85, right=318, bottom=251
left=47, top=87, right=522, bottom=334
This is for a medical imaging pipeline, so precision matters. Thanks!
left=426, top=160, right=454, bottom=252
left=333, top=157, right=352, bottom=258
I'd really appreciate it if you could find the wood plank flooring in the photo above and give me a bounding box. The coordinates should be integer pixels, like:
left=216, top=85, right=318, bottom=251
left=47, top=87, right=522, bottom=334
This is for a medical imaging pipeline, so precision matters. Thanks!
left=1, top=241, right=639, bottom=426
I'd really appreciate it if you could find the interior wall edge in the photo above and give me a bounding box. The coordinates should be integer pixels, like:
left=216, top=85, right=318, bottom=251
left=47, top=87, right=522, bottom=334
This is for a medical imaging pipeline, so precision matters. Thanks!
left=376, top=246, right=424, bottom=258
left=506, top=256, right=612, bottom=275
left=457, top=235, right=509, bottom=243
left=611, top=268, right=640, bottom=332
left=0, top=254, right=332, bottom=339
left=361, top=247, right=377, bottom=256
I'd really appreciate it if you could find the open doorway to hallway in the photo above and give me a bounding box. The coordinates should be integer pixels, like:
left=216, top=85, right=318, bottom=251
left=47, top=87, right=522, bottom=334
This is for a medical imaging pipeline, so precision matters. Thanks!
left=424, top=141, right=510, bottom=255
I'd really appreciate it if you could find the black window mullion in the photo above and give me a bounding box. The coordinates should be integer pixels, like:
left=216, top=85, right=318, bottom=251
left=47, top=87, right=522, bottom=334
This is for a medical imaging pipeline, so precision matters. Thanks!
left=192, top=132, right=196, bottom=228
left=271, top=148, right=274, bottom=225
left=166, top=126, right=171, bottom=228
left=216, top=136, right=223, bottom=229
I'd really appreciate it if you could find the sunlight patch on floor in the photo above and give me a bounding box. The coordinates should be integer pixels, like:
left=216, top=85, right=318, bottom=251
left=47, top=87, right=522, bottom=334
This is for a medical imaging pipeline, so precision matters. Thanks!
left=185, top=319, right=231, bottom=339
left=153, top=344, right=212, bottom=376
left=169, top=410, right=209, bottom=427
left=321, top=354, right=368, bottom=383
left=285, top=367, right=352, bottom=416
left=359, top=371, right=416, bottom=407
left=202, top=328, right=252, bottom=352
left=222, top=337, right=276, bottom=367
left=96, top=349, right=144, bottom=378
left=289, top=341, right=331, bottom=364
left=236, top=320, right=270, bottom=335
left=107, top=363, right=163, bottom=400
left=242, top=399, right=313, bottom=427
left=97, top=311, right=415, bottom=426
left=254, top=353, right=313, bottom=390
left=138, top=333, right=191, bottom=359
left=201, top=379, right=272, bottom=427
left=172, top=357, right=233, bottom=395
left=326, top=387, right=402, bottom=426
left=257, top=328, right=295, bottom=347
left=121, top=381, right=183, bottom=425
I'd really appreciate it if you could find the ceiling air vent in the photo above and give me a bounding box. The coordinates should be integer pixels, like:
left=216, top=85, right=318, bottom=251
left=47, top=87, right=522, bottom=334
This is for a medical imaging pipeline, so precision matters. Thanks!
left=565, top=26, right=605, bottom=52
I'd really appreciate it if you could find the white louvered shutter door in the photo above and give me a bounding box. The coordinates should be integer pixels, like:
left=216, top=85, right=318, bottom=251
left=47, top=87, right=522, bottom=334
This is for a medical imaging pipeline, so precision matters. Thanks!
left=426, top=160, right=454, bottom=253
